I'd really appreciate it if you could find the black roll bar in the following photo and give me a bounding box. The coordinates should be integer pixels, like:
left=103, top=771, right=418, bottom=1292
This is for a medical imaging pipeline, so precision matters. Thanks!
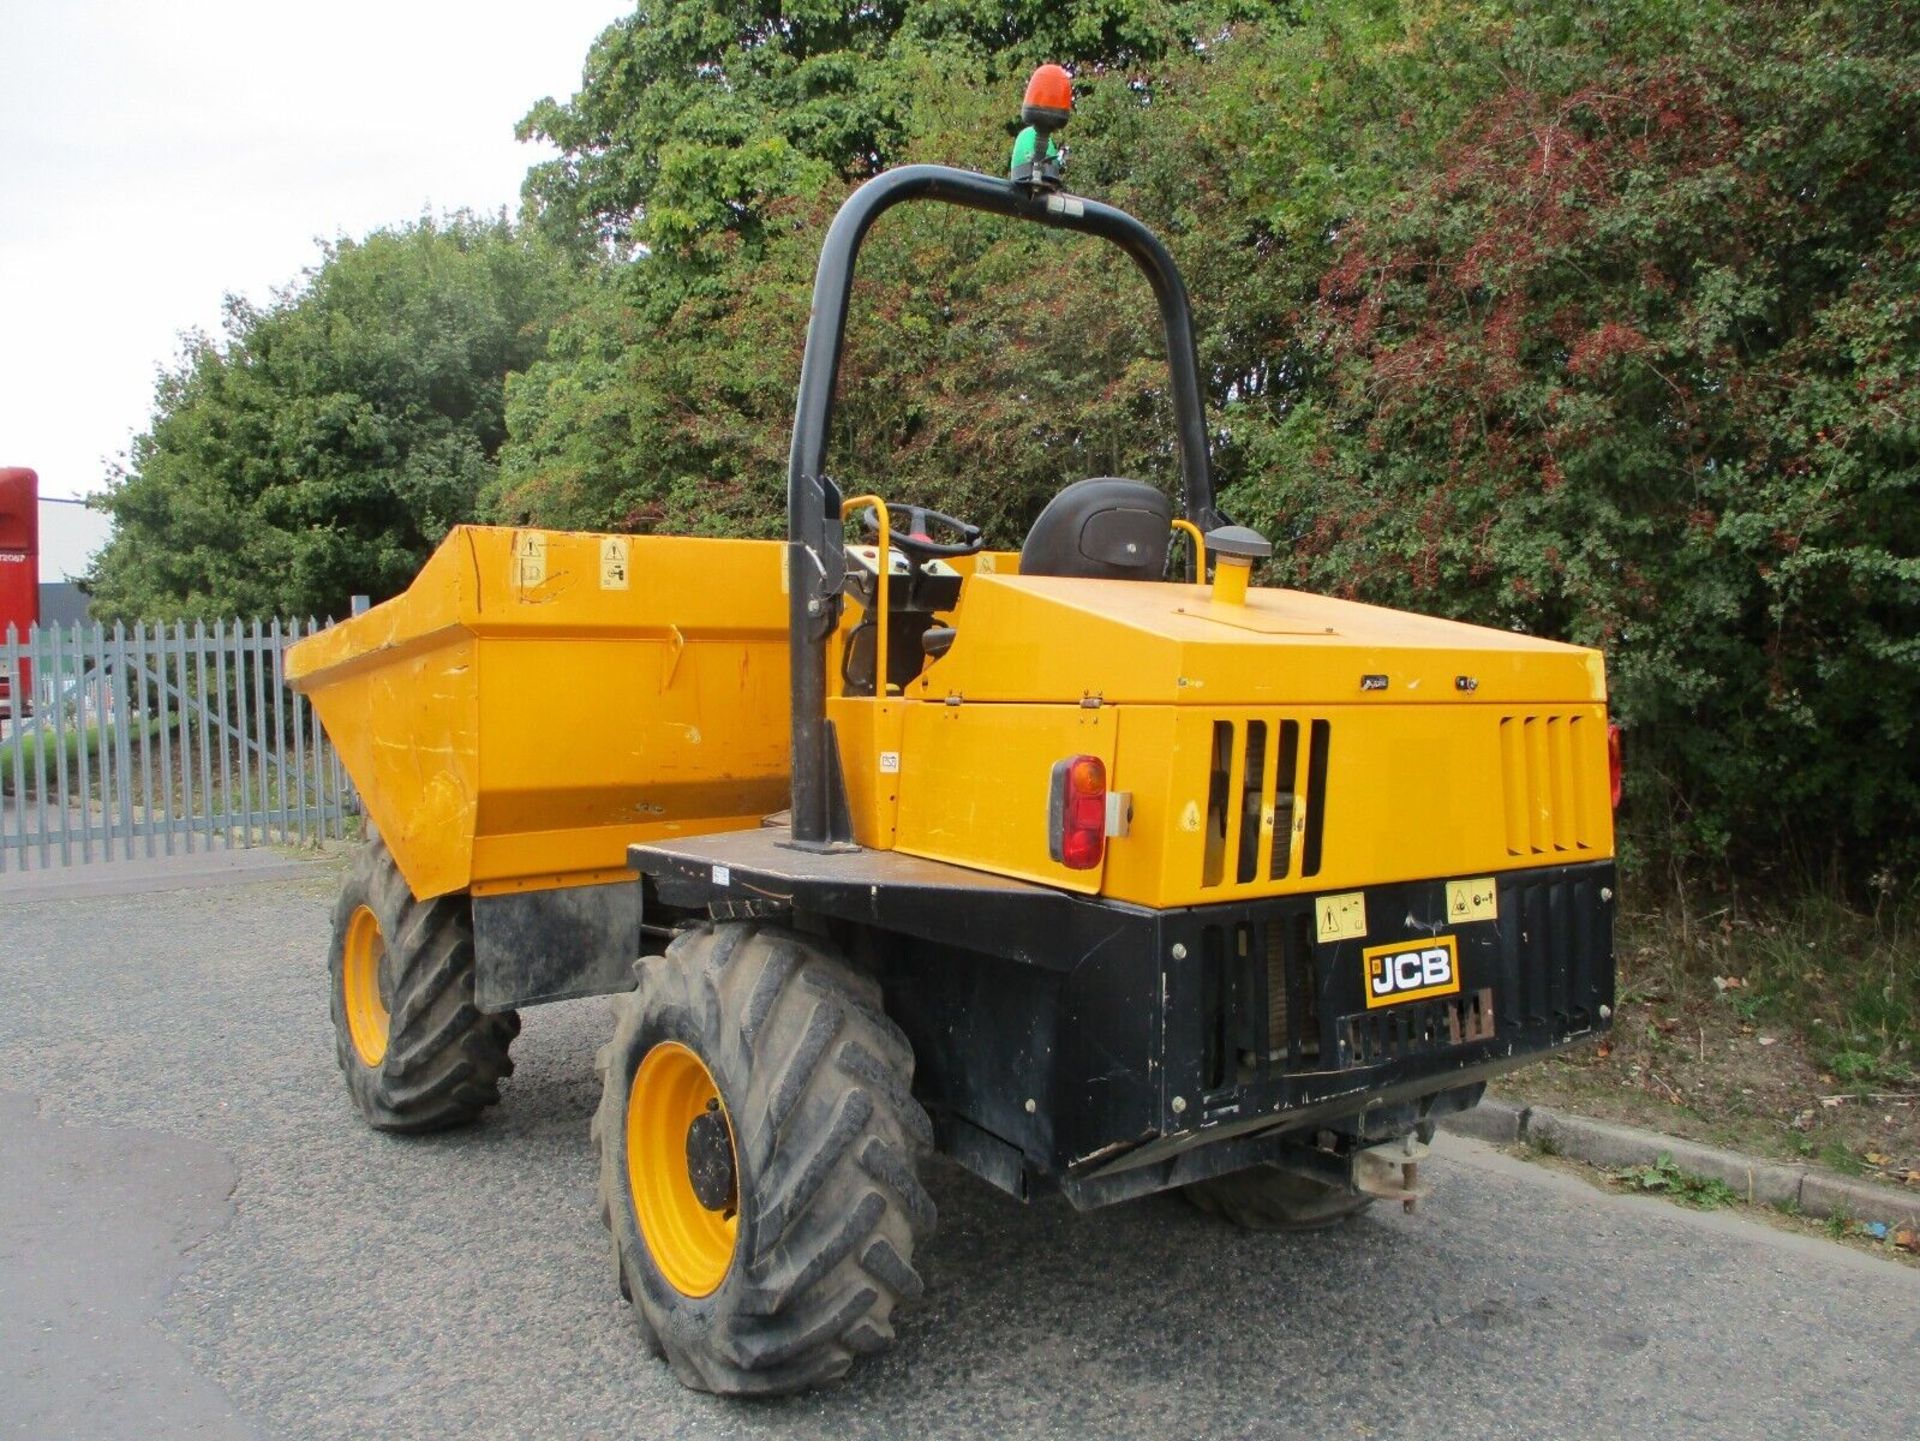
left=786, top=163, right=1219, bottom=849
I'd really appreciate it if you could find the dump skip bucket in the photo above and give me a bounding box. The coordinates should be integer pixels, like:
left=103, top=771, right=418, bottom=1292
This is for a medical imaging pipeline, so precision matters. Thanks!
left=287, top=526, right=790, bottom=901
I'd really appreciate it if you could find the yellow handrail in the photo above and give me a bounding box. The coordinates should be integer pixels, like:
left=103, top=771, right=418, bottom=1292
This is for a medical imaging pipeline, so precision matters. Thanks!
left=839, top=494, right=891, bottom=697
left=1171, top=518, right=1207, bottom=580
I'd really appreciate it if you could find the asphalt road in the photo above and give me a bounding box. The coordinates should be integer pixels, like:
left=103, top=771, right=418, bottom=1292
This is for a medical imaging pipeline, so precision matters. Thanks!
left=3, top=873, right=1916, bottom=1441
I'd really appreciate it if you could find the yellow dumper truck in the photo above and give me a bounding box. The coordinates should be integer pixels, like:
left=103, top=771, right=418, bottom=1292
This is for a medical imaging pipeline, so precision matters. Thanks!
left=288, top=66, right=1617, bottom=1396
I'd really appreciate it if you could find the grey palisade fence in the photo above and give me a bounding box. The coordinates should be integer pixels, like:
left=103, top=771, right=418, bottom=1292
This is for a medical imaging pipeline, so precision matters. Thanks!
left=0, top=619, right=355, bottom=870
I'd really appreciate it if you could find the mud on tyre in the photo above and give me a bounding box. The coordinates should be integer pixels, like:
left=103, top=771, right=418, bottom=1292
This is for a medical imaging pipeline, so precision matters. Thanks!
left=593, top=920, right=935, bottom=1395
left=328, top=839, right=519, bottom=1132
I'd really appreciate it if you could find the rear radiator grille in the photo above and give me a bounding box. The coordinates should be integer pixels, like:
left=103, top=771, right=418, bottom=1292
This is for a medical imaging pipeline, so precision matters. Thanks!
left=1498, top=714, right=1598, bottom=855
left=1504, top=871, right=1610, bottom=1031
left=1201, top=717, right=1329, bottom=891
left=1200, top=913, right=1321, bottom=1091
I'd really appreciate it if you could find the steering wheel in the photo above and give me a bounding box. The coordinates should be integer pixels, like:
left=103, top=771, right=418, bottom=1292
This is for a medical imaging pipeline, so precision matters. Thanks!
left=857, top=503, right=984, bottom=564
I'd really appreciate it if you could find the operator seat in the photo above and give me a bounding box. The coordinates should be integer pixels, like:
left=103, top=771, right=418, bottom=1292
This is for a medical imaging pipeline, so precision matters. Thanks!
left=1019, top=477, right=1172, bottom=581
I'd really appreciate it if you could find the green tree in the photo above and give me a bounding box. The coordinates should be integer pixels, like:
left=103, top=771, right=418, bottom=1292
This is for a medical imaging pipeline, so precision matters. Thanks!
left=517, top=0, right=1268, bottom=258
left=91, top=215, right=577, bottom=620
left=494, top=2, right=1489, bottom=538
left=1240, top=0, right=1920, bottom=875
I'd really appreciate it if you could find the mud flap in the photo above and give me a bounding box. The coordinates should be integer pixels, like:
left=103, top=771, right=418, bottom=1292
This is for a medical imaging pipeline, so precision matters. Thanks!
left=472, top=881, right=642, bottom=1011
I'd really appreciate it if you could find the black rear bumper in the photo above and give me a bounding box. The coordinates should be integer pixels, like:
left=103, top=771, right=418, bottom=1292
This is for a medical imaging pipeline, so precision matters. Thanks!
left=879, top=859, right=1614, bottom=1207
left=630, top=830, right=1614, bottom=1209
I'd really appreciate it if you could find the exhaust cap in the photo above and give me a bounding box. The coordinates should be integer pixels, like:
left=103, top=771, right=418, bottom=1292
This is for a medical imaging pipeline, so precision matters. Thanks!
left=1204, top=525, right=1271, bottom=606
left=1204, top=524, right=1272, bottom=561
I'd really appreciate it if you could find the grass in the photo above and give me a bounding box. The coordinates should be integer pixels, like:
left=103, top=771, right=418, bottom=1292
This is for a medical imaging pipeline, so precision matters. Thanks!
left=1498, top=877, right=1920, bottom=1186
left=1620, top=882, right=1918, bottom=1094
left=1819, top=1142, right=1867, bottom=1177
left=1611, top=1153, right=1738, bottom=1209
left=3, top=717, right=347, bottom=854
left=1529, top=1148, right=1919, bottom=1264
left=0, top=718, right=161, bottom=797
left=0, top=722, right=92, bottom=793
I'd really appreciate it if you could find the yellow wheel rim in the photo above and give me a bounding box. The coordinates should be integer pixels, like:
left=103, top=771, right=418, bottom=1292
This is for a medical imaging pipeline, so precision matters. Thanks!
left=342, top=904, right=390, bottom=1067
left=627, top=1041, right=739, bottom=1297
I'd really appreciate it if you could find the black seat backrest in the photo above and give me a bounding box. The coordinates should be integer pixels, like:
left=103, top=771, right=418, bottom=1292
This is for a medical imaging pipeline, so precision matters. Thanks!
left=1018, top=477, right=1172, bottom=581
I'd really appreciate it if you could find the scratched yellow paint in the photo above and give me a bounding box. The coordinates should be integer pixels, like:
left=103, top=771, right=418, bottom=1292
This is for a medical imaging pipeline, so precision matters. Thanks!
left=287, top=527, right=790, bottom=899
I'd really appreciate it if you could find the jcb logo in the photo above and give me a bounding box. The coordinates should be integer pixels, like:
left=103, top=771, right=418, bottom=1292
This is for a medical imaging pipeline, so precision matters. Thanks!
left=1362, top=935, right=1461, bottom=1009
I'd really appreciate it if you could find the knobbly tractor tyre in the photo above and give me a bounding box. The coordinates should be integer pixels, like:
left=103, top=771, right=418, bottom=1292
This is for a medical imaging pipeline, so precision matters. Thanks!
left=593, top=920, right=936, bottom=1395
left=328, top=840, right=520, bottom=1132
left=1182, top=1165, right=1375, bottom=1231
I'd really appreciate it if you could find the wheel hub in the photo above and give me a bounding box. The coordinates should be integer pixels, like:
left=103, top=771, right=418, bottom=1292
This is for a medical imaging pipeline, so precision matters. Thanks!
left=685, top=1101, right=737, bottom=1213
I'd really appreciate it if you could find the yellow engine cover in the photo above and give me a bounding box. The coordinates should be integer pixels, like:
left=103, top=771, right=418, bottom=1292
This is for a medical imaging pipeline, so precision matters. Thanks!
left=856, top=574, right=1612, bottom=907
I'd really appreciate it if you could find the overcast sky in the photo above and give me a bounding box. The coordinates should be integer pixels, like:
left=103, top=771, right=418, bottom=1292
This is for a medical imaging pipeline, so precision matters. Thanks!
left=0, top=0, right=628, bottom=579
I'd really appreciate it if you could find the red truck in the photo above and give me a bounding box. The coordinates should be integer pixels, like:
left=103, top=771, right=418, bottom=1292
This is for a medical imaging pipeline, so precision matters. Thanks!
left=0, top=466, right=37, bottom=719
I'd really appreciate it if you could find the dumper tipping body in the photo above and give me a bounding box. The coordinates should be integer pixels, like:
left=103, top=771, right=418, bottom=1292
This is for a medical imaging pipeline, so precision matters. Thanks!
left=286, top=526, right=791, bottom=903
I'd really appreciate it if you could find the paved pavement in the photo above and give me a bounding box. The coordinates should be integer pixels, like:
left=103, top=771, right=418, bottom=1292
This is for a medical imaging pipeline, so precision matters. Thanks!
left=2, top=873, right=1916, bottom=1441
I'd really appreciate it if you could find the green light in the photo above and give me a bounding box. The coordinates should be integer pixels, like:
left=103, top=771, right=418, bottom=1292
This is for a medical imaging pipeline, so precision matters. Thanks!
left=1008, top=125, right=1060, bottom=177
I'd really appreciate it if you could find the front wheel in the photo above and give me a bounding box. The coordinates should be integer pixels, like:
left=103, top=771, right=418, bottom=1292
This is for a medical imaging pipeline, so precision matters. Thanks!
left=593, top=921, right=935, bottom=1395
left=327, top=840, right=519, bottom=1132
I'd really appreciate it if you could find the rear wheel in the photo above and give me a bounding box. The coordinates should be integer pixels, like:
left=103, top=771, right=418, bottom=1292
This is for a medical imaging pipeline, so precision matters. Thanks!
left=327, top=840, right=519, bottom=1132
left=593, top=921, right=935, bottom=1395
left=1182, top=1165, right=1375, bottom=1231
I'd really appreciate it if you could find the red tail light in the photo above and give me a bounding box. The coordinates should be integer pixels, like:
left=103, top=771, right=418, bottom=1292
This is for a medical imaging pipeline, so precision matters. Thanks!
left=1049, top=755, right=1107, bottom=870
left=1607, top=723, right=1623, bottom=810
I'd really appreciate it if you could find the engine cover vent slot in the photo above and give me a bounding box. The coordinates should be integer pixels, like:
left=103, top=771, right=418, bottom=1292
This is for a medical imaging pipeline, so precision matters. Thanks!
left=1498, top=713, right=1597, bottom=855
left=1200, top=716, right=1329, bottom=893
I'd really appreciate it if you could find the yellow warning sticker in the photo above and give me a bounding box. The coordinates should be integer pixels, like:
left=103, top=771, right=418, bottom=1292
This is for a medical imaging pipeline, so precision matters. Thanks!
left=512, top=531, right=547, bottom=589
left=1446, top=878, right=1498, bottom=923
left=599, top=536, right=631, bottom=591
left=1315, top=891, right=1367, bottom=944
